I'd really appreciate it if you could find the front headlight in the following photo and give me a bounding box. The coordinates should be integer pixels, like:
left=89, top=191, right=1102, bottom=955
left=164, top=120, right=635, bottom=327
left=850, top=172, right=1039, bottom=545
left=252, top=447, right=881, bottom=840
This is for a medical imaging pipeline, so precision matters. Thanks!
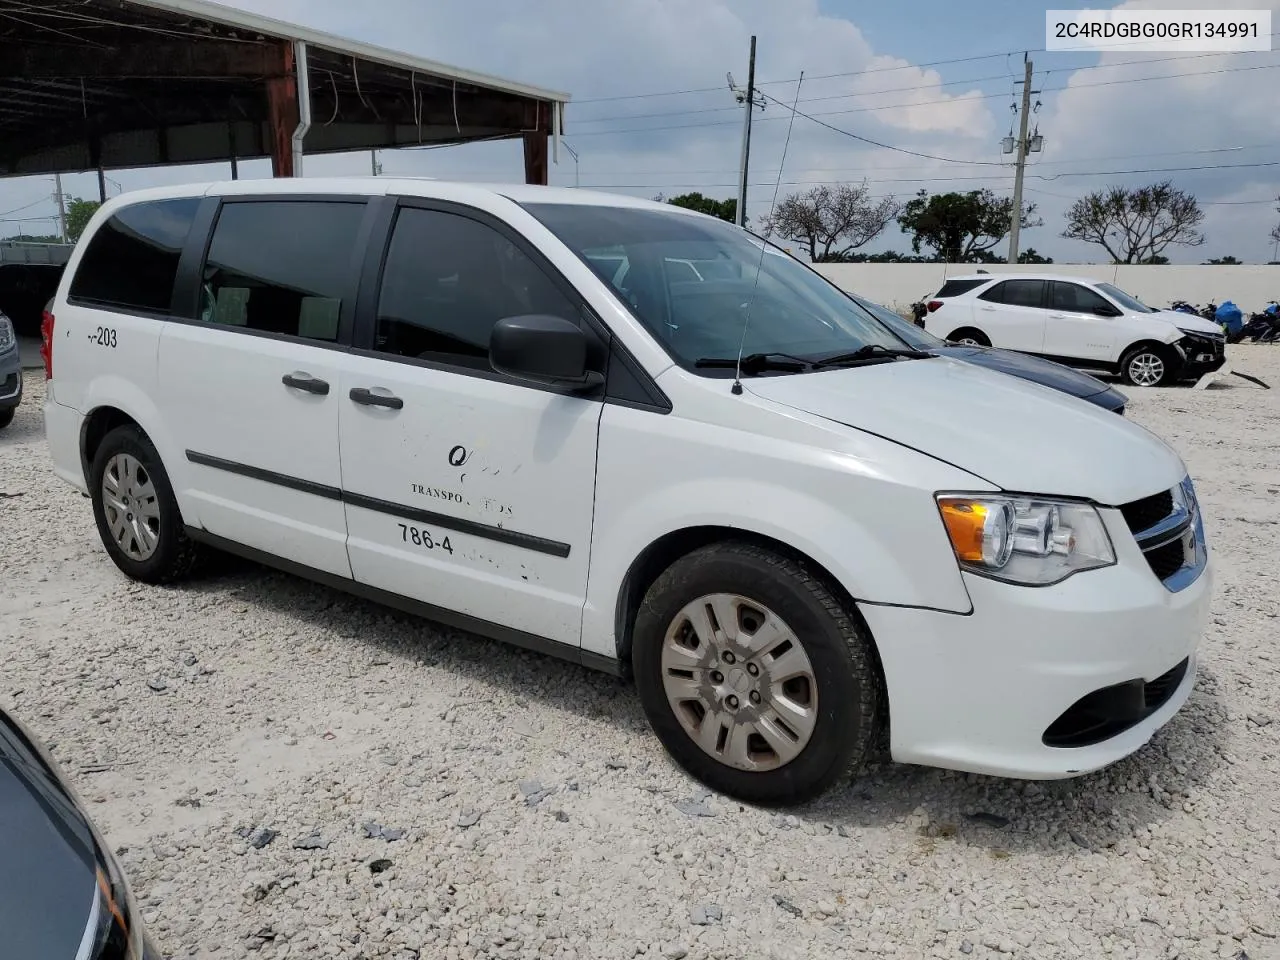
left=0, top=315, right=14, bottom=353
left=937, top=494, right=1116, bottom=586
left=86, top=855, right=147, bottom=960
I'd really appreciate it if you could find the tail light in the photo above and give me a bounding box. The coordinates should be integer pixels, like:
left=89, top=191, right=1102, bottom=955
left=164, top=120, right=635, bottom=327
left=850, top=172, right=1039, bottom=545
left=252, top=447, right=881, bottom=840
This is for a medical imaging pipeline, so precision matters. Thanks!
left=926, top=300, right=944, bottom=313
left=40, top=308, right=55, bottom=380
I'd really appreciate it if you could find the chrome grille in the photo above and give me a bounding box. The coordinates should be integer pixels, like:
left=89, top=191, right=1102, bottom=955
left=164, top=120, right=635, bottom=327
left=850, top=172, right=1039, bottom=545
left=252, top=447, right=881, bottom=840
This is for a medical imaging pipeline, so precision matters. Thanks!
left=1120, top=477, right=1206, bottom=592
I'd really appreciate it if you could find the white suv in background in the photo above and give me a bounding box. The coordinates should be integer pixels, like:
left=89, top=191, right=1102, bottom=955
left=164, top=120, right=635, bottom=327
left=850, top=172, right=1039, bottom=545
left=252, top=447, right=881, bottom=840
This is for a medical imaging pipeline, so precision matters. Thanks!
left=41, top=181, right=1211, bottom=804
left=923, top=273, right=1227, bottom=387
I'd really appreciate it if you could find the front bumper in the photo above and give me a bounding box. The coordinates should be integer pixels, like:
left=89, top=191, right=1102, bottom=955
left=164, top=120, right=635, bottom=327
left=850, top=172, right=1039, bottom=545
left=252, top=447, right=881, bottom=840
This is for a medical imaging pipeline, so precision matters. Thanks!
left=1176, top=334, right=1226, bottom=379
left=861, top=509, right=1212, bottom=779
left=0, top=352, right=21, bottom=409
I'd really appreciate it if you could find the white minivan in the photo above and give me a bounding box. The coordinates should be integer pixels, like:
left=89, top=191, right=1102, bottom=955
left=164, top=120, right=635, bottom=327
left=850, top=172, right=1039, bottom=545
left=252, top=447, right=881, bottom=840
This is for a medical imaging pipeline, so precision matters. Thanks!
left=42, top=180, right=1211, bottom=805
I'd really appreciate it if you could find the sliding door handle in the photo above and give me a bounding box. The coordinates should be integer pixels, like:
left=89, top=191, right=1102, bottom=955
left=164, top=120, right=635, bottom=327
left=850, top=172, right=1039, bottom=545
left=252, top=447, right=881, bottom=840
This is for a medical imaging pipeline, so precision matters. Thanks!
left=349, top=387, right=404, bottom=410
left=282, top=373, right=330, bottom=395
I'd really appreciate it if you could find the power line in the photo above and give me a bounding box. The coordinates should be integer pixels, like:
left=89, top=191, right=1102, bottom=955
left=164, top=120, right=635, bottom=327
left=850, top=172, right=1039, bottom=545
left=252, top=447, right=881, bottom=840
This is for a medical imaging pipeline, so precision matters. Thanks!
left=568, top=58, right=1280, bottom=137
left=570, top=38, right=1279, bottom=108
left=572, top=50, right=1272, bottom=126
left=759, top=90, right=1007, bottom=165
left=575, top=158, right=1280, bottom=191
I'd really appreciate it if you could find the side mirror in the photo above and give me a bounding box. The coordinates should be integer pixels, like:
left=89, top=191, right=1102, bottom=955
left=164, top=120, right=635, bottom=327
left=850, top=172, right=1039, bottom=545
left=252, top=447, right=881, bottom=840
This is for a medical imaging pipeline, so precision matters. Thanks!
left=1093, top=304, right=1122, bottom=317
left=490, top=315, right=604, bottom=392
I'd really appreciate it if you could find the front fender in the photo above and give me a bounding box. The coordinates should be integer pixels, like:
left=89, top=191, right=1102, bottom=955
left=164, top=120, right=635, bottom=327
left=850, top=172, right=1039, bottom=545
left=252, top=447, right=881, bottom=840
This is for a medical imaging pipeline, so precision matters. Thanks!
left=580, top=404, right=987, bottom=661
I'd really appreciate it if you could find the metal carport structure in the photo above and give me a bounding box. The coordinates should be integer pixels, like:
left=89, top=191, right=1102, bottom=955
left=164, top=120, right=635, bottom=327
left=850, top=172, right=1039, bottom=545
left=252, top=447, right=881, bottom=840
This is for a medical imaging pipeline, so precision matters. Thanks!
left=0, top=0, right=570, bottom=193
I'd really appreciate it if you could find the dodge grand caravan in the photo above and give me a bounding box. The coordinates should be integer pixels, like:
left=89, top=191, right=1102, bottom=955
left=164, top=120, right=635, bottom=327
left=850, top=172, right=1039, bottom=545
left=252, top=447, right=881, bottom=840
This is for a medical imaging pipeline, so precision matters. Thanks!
left=42, top=180, right=1212, bottom=805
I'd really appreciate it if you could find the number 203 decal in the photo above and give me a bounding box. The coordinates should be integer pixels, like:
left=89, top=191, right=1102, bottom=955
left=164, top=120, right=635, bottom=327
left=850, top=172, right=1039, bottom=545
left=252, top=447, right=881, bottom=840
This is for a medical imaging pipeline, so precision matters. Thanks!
left=90, top=326, right=117, bottom=348
left=399, top=523, right=454, bottom=555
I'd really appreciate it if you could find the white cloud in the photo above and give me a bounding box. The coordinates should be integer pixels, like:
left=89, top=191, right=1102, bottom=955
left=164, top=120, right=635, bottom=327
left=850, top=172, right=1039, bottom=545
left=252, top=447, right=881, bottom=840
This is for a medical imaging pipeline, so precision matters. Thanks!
left=2, top=0, right=1277, bottom=262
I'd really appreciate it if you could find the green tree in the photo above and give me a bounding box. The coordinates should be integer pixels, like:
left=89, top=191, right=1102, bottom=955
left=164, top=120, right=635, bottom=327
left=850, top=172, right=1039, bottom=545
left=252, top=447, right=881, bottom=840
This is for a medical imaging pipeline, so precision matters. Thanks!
left=65, top=198, right=102, bottom=243
left=1062, top=181, right=1204, bottom=264
left=1204, top=255, right=1241, bottom=265
left=1017, top=247, right=1053, bottom=264
left=897, top=189, right=1040, bottom=262
left=656, top=192, right=739, bottom=224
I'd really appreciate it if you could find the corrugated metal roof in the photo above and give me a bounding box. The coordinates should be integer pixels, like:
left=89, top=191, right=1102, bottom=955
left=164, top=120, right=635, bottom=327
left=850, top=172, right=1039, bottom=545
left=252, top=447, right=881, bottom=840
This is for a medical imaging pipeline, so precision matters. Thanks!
left=125, top=0, right=572, bottom=103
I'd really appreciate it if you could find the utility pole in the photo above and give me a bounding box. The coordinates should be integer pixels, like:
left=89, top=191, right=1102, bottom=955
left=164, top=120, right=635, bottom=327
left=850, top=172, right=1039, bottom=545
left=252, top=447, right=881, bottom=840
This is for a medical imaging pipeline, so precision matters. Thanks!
left=370, top=149, right=382, bottom=176
left=53, top=173, right=68, bottom=243
left=735, top=35, right=757, bottom=228
left=1007, top=55, right=1035, bottom=264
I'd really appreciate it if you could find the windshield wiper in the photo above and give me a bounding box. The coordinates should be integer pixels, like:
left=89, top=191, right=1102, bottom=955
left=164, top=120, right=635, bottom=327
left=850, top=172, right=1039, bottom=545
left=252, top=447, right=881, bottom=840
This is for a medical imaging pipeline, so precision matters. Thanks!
left=812, top=344, right=932, bottom=368
left=694, top=352, right=812, bottom=374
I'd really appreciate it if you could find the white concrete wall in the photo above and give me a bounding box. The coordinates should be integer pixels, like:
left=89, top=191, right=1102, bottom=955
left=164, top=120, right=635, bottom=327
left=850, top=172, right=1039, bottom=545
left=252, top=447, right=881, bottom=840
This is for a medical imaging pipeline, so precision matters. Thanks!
left=813, top=263, right=1280, bottom=316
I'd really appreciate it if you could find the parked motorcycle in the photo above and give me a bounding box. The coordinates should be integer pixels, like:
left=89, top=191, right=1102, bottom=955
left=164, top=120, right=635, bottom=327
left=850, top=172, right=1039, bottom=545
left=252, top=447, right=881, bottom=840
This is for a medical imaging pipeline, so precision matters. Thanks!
left=1241, top=303, right=1280, bottom=343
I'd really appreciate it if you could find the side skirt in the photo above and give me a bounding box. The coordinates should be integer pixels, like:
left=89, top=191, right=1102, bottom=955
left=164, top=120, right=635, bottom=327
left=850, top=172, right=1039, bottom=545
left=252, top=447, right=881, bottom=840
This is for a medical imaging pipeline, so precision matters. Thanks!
left=183, top=526, right=622, bottom=678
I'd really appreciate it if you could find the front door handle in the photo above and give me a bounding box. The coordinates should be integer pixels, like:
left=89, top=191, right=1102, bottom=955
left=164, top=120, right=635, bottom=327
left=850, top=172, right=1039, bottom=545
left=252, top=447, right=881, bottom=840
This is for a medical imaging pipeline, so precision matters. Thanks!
left=349, top=387, right=404, bottom=410
left=282, top=373, right=330, bottom=395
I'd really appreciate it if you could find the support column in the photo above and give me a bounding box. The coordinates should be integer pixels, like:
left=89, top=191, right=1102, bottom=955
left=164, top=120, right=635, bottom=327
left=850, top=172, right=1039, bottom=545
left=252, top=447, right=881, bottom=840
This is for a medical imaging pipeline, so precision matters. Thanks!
left=265, top=42, right=298, bottom=177
left=523, top=101, right=550, bottom=185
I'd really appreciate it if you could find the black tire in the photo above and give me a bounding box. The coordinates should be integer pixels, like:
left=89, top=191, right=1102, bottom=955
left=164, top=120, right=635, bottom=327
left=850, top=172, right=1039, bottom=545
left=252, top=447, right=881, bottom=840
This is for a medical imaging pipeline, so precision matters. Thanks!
left=89, top=424, right=203, bottom=584
left=632, top=541, right=882, bottom=806
left=1120, top=343, right=1176, bottom=387
left=946, top=327, right=990, bottom=347
left=0, top=406, right=13, bottom=430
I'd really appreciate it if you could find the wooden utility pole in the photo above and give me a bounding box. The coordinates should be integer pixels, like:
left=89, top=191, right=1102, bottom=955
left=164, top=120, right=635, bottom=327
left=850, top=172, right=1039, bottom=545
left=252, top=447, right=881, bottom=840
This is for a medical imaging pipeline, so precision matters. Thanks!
left=735, top=36, right=757, bottom=228
left=53, top=173, right=68, bottom=243
left=1007, top=56, right=1034, bottom=264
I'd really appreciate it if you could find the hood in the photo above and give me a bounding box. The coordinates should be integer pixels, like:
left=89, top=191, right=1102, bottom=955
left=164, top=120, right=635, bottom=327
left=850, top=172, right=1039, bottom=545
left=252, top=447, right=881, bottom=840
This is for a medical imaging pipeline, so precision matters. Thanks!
left=1, top=711, right=101, bottom=959
left=746, top=356, right=1184, bottom=505
left=1151, top=310, right=1223, bottom=336
left=937, top=345, right=1114, bottom=400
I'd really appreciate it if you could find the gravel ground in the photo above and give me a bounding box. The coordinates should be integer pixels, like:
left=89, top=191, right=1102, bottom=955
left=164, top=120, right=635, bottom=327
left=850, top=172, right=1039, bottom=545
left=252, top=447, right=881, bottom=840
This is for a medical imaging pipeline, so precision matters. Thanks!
left=2, top=352, right=1279, bottom=960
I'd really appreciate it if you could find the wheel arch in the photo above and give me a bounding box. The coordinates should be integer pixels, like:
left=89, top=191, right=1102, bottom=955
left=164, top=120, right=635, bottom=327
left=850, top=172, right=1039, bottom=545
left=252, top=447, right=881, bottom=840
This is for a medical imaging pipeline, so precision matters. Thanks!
left=613, top=525, right=881, bottom=668
left=612, top=524, right=892, bottom=746
left=945, top=326, right=989, bottom=345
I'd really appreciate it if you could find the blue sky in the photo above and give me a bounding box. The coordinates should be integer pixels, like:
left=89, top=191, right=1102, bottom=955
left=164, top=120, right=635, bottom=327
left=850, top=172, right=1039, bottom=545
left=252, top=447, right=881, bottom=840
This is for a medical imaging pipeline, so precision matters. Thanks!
left=3, top=0, right=1279, bottom=263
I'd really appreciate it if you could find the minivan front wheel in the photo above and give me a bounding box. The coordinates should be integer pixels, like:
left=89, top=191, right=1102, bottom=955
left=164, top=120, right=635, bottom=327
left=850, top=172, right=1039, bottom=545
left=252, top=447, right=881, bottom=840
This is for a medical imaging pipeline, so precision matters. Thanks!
left=89, top=425, right=202, bottom=584
left=1121, top=344, right=1174, bottom=387
left=633, top=542, right=881, bottom=805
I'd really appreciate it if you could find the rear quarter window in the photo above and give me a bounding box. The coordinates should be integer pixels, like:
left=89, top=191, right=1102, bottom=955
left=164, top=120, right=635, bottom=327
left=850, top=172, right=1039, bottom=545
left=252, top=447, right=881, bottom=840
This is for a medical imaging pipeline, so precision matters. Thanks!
left=68, top=198, right=201, bottom=314
left=935, top=279, right=989, bottom=298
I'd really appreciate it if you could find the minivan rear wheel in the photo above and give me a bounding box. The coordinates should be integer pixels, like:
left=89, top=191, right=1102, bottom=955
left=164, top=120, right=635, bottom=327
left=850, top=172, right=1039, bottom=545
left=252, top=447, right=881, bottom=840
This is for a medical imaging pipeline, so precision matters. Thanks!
left=89, top=425, right=202, bottom=584
left=632, top=541, right=881, bottom=806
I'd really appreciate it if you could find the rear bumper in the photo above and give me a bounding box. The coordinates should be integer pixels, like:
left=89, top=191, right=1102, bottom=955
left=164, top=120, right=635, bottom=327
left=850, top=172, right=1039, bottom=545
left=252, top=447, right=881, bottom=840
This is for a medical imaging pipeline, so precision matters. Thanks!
left=44, top=389, right=88, bottom=494
left=860, top=515, right=1212, bottom=779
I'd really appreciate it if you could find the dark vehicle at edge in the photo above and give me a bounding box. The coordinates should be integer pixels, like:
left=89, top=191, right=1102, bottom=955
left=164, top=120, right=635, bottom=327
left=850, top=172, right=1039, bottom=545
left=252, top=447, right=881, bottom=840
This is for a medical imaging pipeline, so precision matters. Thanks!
left=0, top=702, right=159, bottom=959
left=855, top=293, right=1129, bottom=414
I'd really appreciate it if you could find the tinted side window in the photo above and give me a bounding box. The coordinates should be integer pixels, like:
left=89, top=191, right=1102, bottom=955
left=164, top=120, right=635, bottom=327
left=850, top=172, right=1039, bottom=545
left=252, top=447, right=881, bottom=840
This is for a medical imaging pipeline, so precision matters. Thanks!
left=936, top=278, right=988, bottom=298
left=375, top=207, right=580, bottom=368
left=201, top=200, right=365, bottom=342
left=1051, top=282, right=1112, bottom=314
left=980, top=279, right=1044, bottom=308
left=69, top=198, right=200, bottom=313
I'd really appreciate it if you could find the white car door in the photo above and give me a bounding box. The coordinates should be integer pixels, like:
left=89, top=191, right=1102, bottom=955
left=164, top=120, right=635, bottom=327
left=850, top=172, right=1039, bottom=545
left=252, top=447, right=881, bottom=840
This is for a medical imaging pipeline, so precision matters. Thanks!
left=158, top=197, right=376, bottom=578
left=971, top=278, right=1049, bottom=353
left=335, top=200, right=604, bottom=649
left=1042, top=281, right=1122, bottom=365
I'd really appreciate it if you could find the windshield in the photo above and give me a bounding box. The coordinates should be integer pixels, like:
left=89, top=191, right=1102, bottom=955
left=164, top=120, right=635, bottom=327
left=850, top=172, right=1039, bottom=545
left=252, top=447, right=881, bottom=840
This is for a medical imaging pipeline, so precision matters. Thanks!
left=522, top=203, right=912, bottom=373
left=1097, top=282, right=1156, bottom=313
left=848, top=295, right=944, bottom=350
